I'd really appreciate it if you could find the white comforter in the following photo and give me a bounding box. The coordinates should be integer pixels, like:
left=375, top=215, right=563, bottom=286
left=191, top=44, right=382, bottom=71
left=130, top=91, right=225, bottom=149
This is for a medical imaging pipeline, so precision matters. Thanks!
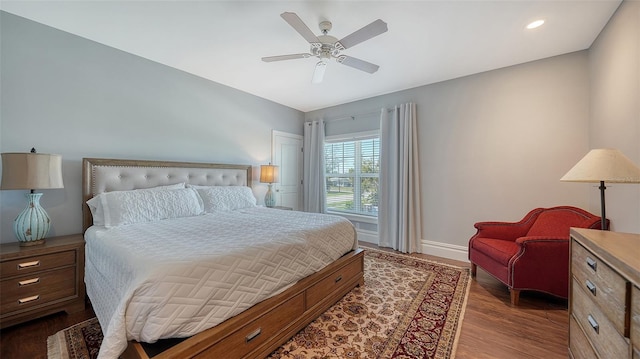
left=84, top=207, right=357, bottom=359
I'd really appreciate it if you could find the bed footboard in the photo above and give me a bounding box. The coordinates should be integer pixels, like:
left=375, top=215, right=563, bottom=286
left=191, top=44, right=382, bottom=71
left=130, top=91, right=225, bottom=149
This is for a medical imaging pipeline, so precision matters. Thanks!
left=122, top=248, right=365, bottom=359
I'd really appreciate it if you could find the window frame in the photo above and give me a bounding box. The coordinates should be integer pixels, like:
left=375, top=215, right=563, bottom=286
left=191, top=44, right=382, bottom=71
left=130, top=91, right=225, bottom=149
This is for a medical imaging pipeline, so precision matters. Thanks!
left=324, top=130, right=380, bottom=219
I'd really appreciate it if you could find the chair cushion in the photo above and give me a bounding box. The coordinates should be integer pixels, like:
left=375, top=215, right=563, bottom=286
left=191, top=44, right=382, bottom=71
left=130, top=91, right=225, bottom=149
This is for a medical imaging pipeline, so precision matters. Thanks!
left=471, top=237, right=519, bottom=266
left=526, top=209, right=593, bottom=237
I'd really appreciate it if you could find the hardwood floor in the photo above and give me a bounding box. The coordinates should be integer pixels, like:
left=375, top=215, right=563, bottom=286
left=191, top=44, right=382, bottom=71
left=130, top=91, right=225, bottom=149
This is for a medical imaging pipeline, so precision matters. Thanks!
left=0, top=245, right=568, bottom=359
left=361, top=243, right=569, bottom=359
left=0, top=298, right=95, bottom=359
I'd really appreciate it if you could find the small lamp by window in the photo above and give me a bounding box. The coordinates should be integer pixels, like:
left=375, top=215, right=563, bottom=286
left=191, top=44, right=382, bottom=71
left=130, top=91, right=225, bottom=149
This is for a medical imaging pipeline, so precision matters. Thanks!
left=260, top=163, right=279, bottom=208
left=561, top=148, right=640, bottom=230
left=1, top=148, right=64, bottom=246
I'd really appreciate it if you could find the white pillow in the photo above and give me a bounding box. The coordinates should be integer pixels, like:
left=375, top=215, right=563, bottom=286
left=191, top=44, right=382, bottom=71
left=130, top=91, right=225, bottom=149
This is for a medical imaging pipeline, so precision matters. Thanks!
left=87, top=183, right=186, bottom=226
left=193, top=186, right=256, bottom=213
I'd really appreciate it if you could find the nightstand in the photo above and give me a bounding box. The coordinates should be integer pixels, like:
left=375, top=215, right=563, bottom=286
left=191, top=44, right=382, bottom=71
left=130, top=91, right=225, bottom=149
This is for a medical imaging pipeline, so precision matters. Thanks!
left=0, top=234, right=85, bottom=329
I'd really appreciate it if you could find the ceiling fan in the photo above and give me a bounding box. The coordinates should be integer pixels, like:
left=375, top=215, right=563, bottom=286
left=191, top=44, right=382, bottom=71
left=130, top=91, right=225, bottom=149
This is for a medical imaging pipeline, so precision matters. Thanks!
left=262, top=12, right=388, bottom=83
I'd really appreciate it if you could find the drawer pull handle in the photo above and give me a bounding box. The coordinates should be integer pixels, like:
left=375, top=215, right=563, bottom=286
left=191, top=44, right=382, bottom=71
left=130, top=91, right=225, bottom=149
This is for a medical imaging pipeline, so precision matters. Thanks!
left=18, top=278, right=40, bottom=286
left=335, top=275, right=343, bottom=283
left=17, top=260, right=40, bottom=270
left=587, top=314, right=599, bottom=334
left=18, top=295, right=40, bottom=304
left=586, top=257, right=597, bottom=271
left=245, top=328, right=261, bottom=343
left=585, top=280, right=596, bottom=296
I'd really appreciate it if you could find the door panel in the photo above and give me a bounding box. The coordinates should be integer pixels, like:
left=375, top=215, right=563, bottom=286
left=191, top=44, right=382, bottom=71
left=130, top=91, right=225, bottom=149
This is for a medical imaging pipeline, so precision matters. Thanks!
left=272, top=131, right=303, bottom=210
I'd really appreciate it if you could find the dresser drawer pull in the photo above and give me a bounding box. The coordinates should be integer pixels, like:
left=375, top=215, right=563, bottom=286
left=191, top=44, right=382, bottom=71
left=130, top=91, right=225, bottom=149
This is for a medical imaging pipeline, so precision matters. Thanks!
left=335, top=275, right=343, bottom=283
left=17, top=260, right=40, bottom=270
left=587, top=314, right=599, bottom=334
left=586, top=257, right=597, bottom=271
left=18, top=278, right=40, bottom=286
left=18, top=295, right=40, bottom=304
left=245, top=328, right=261, bottom=343
left=585, top=280, right=596, bottom=296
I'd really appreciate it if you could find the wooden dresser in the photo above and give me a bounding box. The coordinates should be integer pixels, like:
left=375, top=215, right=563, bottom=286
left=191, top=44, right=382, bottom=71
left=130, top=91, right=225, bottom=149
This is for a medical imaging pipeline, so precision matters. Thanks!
left=0, top=234, right=85, bottom=328
left=569, top=228, right=640, bottom=359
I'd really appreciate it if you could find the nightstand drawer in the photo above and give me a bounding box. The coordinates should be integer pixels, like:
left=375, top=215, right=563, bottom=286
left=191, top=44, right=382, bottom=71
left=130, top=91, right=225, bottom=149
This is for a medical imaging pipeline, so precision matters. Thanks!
left=0, top=267, right=77, bottom=315
left=1, top=250, right=76, bottom=277
left=572, top=278, right=629, bottom=359
left=572, top=241, right=627, bottom=334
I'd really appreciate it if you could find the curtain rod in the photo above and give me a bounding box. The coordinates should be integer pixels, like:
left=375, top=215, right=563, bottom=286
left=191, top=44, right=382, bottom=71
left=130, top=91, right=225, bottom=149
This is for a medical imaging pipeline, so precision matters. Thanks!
left=324, top=108, right=393, bottom=123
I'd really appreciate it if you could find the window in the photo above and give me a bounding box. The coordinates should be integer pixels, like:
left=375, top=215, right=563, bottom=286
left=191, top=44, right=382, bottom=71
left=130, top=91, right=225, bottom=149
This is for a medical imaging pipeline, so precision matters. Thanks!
left=325, top=134, right=379, bottom=217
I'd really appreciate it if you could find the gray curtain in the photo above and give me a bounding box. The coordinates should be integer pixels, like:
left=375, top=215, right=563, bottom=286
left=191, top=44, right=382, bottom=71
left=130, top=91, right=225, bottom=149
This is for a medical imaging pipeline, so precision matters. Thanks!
left=303, top=120, right=326, bottom=213
left=378, top=103, right=422, bottom=253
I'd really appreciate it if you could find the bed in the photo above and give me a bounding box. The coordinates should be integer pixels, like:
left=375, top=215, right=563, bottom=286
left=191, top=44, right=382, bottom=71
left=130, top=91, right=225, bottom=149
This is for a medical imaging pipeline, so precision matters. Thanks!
left=81, top=158, right=364, bottom=359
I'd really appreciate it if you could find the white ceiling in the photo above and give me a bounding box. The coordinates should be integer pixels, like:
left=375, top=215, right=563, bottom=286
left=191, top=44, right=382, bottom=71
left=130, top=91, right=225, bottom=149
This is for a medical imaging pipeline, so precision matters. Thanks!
left=0, top=1, right=621, bottom=112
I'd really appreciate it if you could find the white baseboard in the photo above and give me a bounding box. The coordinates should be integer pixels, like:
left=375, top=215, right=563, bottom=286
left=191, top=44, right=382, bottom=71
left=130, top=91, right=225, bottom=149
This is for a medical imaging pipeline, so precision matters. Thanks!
left=356, top=229, right=378, bottom=244
left=420, top=240, right=469, bottom=262
left=355, top=231, right=468, bottom=262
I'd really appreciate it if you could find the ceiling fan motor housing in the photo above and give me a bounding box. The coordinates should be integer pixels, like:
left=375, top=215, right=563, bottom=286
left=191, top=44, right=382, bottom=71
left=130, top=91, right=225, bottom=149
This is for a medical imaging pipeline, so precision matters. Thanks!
left=311, top=35, right=341, bottom=59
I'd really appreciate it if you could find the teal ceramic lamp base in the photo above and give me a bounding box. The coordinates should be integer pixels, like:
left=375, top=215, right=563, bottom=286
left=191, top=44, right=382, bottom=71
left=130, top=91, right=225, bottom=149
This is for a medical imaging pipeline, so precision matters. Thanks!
left=14, top=192, right=51, bottom=246
left=264, top=184, right=276, bottom=208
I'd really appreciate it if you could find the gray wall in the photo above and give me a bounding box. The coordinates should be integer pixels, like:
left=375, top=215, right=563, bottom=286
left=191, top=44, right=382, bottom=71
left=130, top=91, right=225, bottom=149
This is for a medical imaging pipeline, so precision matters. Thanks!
left=0, top=12, right=305, bottom=243
left=307, top=51, right=592, bottom=253
left=588, top=0, right=640, bottom=233
left=307, top=0, right=640, bottom=255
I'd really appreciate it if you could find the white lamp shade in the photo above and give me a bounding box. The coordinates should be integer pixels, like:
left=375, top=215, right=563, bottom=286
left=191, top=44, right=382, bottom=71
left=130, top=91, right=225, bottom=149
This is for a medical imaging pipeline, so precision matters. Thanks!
left=1, top=152, right=64, bottom=190
left=260, top=164, right=279, bottom=184
left=561, top=149, right=640, bottom=183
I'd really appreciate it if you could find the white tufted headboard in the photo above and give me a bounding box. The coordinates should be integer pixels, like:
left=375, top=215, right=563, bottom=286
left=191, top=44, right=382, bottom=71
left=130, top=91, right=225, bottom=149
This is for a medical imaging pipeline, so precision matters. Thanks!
left=82, top=158, right=252, bottom=231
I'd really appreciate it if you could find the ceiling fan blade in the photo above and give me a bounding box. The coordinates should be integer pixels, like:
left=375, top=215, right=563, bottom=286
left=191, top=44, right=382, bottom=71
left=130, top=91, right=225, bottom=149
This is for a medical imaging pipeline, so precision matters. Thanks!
left=281, top=12, right=320, bottom=44
left=262, top=53, right=311, bottom=62
left=312, top=61, right=327, bottom=83
left=336, top=19, right=388, bottom=50
left=337, top=56, right=380, bottom=74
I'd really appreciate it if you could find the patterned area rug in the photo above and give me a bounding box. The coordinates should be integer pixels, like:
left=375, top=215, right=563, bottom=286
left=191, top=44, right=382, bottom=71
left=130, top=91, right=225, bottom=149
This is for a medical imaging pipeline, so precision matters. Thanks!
left=48, top=249, right=470, bottom=359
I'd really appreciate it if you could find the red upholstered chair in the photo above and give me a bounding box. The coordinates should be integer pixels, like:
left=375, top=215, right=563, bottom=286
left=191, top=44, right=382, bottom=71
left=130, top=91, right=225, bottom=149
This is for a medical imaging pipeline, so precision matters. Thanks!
left=468, top=206, right=605, bottom=305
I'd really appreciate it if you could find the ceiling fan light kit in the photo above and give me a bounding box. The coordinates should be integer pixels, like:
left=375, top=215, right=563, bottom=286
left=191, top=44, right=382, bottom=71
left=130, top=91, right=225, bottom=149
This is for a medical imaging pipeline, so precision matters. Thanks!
left=262, top=12, right=388, bottom=83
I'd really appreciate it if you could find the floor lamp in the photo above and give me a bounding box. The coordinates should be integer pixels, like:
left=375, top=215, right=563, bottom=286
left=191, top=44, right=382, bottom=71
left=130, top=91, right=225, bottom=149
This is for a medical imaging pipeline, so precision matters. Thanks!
left=561, top=148, right=640, bottom=230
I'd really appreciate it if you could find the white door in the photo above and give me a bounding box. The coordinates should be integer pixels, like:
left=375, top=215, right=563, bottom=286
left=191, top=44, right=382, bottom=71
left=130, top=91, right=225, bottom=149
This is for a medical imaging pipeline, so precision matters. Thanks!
left=272, top=130, right=303, bottom=210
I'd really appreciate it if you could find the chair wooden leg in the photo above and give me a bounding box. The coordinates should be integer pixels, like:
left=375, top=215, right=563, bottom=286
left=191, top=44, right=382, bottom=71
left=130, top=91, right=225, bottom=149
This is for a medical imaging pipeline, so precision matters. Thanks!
left=510, top=288, right=520, bottom=306
left=470, top=263, right=477, bottom=278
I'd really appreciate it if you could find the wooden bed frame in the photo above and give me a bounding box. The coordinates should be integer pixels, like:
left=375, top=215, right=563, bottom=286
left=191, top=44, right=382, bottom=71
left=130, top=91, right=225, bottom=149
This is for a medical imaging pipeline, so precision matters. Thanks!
left=82, top=158, right=364, bottom=359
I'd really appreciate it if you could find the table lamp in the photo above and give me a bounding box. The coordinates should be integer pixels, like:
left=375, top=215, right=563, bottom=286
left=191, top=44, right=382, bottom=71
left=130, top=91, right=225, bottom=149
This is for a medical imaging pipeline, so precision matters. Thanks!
left=260, top=163, right=279, bottom=208
left=561, top=148, right=640, bottom=230
left=1, top=148, right=64, bottom=246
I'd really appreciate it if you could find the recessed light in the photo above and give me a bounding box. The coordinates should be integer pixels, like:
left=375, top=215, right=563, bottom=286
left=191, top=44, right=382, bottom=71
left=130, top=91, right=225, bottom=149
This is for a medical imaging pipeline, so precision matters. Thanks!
left=526, top=19, right=545, bottom=30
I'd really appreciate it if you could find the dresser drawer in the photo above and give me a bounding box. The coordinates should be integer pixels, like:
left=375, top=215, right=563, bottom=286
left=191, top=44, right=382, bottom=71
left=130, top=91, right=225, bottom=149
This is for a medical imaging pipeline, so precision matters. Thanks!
left=569, top=315, right=598, bottom=359
left=306, top=257, right=363, bottom=309
left=572, top=241, right=627, bottom=335
left=0, top=267, right=77, bottom=315
left=193, top=293, right=304, bottom=359
left=0, top=250, right=76, bottom=277
left=572, top=278, right=629, bottom=359
left=632, top=285, right=640, bottom=356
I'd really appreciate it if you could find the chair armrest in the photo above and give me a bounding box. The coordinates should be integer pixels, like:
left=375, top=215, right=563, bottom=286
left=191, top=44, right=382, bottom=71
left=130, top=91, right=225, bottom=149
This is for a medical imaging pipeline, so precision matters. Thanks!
left=515, top=235, right=569, bottom=245
left=473, top=221, right=531, bottom=241
left=509, top=236, right=570, bottom=298
left=512, top=236, right=570, bottom=271
left=472, top=208, right=544, bottom=241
